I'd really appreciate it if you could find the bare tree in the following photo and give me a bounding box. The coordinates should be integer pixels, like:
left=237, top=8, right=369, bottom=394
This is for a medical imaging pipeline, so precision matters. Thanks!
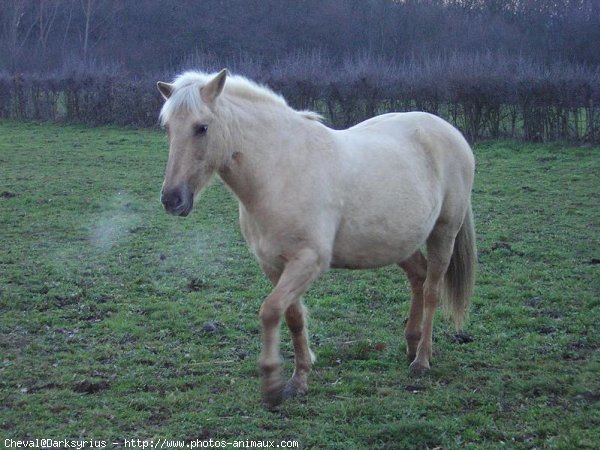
left=1, top=0, right=35, bottom=71
left=79, top=0, right=94, bottom=60
left=37, top=0, right=61, bottom=53
left=78, top=0, right=120, bottom=62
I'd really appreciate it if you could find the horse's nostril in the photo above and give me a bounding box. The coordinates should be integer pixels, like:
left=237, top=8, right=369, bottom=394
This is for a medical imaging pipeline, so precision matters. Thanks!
left=161, top=185, right=192, bottom=216
left=161, top=190, right=182, bottom=210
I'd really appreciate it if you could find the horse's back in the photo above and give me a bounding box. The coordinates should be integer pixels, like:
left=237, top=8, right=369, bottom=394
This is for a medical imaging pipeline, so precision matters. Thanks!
left=336, top=111, right=472, bottom=185
left=376, top=112, right=475, bottom=219
left=339, top=112, right=473, bottom=200
left=347, top=112, right=472, bottom=161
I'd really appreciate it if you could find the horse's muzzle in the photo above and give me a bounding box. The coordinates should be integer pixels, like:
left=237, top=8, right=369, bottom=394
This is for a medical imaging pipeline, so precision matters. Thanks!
left=161, top=186, right=193, bottom=216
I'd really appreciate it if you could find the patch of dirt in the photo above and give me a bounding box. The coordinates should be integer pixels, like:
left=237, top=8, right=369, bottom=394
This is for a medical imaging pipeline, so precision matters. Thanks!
left=232, top=347, right=249, bottom=360
left=405, top=384, right=426, bottom=393
left=562, top=340, right=597, bottom=361
left=373, top=342, right=387, bottom=351
left=535, top=308, right=563, bottom=319
left=490, top=241, right=524, bottom=256
left=589, top=258, right=600, bottom=265
left=187, top=278, right=207, bottom=291
left=0, top=421, right=16, bottom=431
left=582, top=392, right=600, bottom=403
left=72, top=380, right=111, bottom=394
left=202, top=322, right=220, bottom=333
left=1, top=191, right=16, bottom=198
left=537, top=325, right=557, bottom=335
left=141, top=383, right=165, bottom=394
left=515, top=433, right=539, bottom=445
left=25, top=382, right=61, bottom=393
left=148, top=408, right=170, bottom=426
left=525, top=298, right=563, bottom=319
left=344, top=340, right=388, bottom=359
left=525, top=296, right=543, bottom=308
left=52, top=292, right=84, bottom=308
left=48, top=404, right=68, bottom=413
left=449, top=332, right=474, bottom=344
left=92, top=293, right=112, bottom=303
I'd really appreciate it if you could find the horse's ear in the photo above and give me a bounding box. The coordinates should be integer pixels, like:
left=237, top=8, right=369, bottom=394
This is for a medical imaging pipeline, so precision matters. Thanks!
left=157, top=82, right=174, bottom=100
left=201, top=69, right=227, bottom=104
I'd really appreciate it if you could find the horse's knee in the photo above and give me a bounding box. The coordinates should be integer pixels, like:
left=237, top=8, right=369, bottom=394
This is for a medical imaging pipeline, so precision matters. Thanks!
left=259, top=302, right=283, bottom=329
left=405, top=330, right=422, bottom=343
left=259, top=357, right=281, bottom=375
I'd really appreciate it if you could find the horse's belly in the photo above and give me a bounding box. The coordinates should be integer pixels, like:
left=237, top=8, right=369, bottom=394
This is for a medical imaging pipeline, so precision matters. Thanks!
left=330, top=215, right=434, bottom=269
left=330, top=242, right=416, bottom=269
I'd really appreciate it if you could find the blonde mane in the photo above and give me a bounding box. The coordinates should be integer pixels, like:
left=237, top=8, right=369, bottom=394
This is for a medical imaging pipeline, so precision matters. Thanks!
left=159, top=70, right=321, bottom=125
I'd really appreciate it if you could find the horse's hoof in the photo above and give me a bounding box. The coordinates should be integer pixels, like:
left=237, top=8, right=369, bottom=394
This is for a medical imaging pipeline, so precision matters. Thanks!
left=262, top=383, right=284, bottom=410
left=409, top=360, right=430, bottom=377
left=282, top=380, right=308, bottom=400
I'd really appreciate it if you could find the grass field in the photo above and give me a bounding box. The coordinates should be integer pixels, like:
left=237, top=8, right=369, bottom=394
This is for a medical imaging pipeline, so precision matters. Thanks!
left=0, top=121, right=598, bottom=449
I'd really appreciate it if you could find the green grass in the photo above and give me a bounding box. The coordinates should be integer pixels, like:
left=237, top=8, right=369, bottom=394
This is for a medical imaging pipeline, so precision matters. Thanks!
left=0, top=121, right=598, bottom=449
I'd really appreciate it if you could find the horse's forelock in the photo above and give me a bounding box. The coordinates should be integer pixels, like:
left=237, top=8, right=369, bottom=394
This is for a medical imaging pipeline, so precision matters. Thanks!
left=159, top=82, right=206, bottom=126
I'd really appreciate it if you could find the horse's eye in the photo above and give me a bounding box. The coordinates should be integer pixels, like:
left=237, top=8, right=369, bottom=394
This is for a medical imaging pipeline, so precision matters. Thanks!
left=194, top=124, right=208, bottom=136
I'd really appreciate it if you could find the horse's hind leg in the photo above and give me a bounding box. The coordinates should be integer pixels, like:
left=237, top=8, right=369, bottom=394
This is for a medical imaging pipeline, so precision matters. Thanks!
left=399, top=251, right=427, bottom=362
left=409, top=226, right=456, bottom=377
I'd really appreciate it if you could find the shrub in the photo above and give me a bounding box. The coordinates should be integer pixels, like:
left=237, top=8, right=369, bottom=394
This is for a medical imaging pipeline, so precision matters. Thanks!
left=1, top=53, right=598, bottom=143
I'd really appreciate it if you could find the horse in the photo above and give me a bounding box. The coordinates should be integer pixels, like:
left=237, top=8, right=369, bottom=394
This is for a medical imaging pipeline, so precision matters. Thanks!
left=156, top=69, right=476, bottom=408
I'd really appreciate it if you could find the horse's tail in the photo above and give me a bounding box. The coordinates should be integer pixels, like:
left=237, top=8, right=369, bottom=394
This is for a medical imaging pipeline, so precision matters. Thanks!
left=442, top=201, right=477, bottom=330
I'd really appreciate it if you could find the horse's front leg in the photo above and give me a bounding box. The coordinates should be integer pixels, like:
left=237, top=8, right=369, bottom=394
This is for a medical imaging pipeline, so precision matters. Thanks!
left=282, top=299, right=315, bottom=399
left=258, top=249, right=324, bottom=408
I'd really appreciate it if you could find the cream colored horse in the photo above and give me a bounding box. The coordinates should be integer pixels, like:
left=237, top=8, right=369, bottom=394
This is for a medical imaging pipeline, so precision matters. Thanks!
left=156, top=69, right=476, bottom=408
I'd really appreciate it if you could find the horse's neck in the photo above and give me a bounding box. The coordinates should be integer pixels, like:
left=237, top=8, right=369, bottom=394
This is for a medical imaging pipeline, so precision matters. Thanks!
left=217, top=101, right=291, bottom=209
left=217, top=100, right=328, bottom=212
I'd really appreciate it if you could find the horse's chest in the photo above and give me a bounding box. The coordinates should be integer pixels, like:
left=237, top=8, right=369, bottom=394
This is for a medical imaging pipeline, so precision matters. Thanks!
left=239, top=209, right=286, bottom=269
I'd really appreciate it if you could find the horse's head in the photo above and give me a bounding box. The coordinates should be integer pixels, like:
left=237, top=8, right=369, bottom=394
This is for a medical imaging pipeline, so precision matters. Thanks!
left=156, top=69, right=228, bottom=216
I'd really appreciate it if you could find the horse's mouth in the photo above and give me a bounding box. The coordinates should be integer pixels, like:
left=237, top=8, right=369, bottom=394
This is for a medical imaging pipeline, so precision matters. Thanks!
left=166, top=203, right=192, bottom=217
